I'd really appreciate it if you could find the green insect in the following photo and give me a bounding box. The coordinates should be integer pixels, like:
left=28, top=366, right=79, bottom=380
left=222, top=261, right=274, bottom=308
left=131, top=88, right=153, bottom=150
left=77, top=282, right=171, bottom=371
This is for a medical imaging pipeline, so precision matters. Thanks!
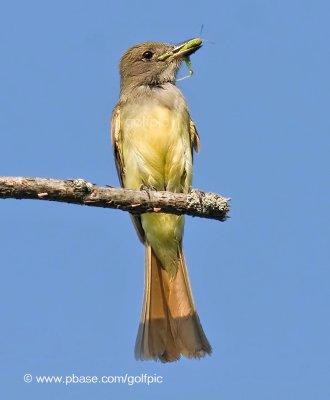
left=177, top=38, right=202, bottom=80
left=185, top=57, right=193, bottom=76
left=157, top=38, right=202, bottom=81
left=158, top=38, right=202, bottom=62
left=179, top=38, right=202, bottom=53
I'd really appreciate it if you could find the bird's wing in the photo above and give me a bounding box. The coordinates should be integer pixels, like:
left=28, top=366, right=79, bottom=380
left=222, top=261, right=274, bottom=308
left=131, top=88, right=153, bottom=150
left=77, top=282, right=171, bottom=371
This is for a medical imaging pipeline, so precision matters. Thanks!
left=111, top=104, right=146, bottom=243
left=189, top=118, right=200, bottom=154
left=111, top=105, right=125, bottom=187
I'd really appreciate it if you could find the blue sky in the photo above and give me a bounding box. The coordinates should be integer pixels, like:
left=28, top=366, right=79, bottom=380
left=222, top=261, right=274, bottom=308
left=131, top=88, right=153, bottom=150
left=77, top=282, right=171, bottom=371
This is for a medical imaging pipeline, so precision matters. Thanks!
left=1, top=0, right=329, bottom=399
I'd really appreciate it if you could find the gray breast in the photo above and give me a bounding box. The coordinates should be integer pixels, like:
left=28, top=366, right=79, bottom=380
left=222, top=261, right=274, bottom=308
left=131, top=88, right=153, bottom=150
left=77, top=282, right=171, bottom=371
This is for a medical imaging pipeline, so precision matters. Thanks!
left=131, top=83, right=188, bottom=113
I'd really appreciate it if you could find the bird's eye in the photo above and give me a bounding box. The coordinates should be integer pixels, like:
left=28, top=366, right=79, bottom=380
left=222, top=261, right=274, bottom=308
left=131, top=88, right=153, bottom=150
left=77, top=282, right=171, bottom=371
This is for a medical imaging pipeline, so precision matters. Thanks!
left=142, top=51, right=153, bottom=60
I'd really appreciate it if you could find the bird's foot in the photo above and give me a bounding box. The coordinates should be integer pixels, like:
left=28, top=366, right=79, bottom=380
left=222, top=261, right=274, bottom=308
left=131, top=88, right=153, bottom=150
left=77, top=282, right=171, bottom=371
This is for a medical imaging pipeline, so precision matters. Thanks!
left=140, top=184, right=157, bottom=199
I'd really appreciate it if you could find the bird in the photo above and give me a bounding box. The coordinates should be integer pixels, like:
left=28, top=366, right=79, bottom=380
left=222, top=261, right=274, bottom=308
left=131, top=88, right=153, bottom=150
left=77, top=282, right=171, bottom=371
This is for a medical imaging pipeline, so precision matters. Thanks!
left=111, top=38, right=211, bottom=362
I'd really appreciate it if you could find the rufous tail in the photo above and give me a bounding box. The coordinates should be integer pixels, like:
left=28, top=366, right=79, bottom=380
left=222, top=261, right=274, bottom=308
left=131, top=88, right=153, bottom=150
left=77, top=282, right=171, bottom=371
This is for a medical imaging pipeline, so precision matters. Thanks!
left=134, top=245, right=212, bottom=362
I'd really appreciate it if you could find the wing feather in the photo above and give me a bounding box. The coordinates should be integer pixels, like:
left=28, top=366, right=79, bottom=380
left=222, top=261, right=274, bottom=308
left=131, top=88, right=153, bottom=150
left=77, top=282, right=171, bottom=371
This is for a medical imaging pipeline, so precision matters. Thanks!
left=111, top=105, right=125, bottom=186
left=111, top=104, right=146, bottom=242
left=189, top=119, right=200, bottom=154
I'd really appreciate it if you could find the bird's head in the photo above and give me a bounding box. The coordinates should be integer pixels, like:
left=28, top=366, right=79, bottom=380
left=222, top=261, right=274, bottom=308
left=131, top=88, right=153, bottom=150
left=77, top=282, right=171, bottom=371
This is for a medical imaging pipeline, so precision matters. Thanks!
left=119, top=38, right=202, bottom=95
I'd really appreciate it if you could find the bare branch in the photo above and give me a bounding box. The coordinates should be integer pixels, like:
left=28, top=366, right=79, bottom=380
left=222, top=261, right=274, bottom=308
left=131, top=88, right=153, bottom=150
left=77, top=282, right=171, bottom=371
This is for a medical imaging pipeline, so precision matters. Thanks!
left=0, top=176, right=230, bottom=221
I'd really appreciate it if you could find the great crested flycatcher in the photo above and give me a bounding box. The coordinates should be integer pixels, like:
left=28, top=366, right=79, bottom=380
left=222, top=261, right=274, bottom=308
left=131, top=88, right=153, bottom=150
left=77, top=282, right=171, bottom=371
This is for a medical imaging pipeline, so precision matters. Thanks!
left=111, top=38, right=211, bottom=362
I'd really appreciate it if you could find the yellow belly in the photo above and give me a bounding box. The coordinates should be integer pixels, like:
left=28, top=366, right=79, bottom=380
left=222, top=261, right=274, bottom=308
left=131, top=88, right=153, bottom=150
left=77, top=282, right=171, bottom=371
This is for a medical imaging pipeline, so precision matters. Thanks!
left=121, top=104, right=192, bottom=273
left=121, top=104, right=192, bottom=191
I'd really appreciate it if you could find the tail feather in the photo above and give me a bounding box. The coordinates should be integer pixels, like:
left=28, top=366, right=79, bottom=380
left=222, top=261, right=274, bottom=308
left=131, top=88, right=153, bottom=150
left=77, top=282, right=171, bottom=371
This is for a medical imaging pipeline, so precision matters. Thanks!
left=135, top=246, right=179, bottom=362
left=135, top=244, right=211, bottom=362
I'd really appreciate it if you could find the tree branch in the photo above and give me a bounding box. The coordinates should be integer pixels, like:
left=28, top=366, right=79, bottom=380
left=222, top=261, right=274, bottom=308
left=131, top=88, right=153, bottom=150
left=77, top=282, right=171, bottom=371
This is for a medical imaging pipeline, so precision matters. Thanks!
left=0, top=176, right=230, bottom=221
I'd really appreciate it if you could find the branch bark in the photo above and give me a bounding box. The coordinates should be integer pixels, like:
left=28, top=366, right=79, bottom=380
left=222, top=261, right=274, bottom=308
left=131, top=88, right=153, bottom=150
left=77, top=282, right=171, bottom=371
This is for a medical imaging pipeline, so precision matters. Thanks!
left=0, top=176, right=230, bottom=221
